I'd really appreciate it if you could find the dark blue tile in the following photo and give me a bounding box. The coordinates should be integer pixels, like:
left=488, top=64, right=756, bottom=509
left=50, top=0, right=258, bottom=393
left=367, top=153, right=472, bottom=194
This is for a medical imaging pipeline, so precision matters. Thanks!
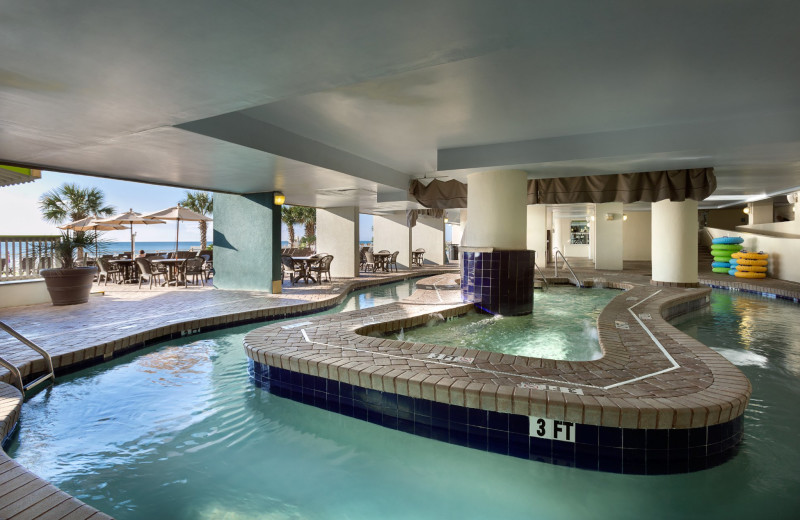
left=707, top=423, right=723, bottom=444
left=450, top=428, right=470, bottom=447
left=598, top=447, right=623, bottom=473
left=468, top=427, right=488, bottom=451
left=670, top=428, right=688, bottom=450
left=488, top=429, right=509, bottom=455
left=415, top=423, right=432, bottom=439
left=529, top=437, right=552, bottom=461
left=575, top=424, right=598, bottom=446
left=397, top=395, right=414, bottom=415
left=314, top=375, right=326, bottom=392
left=689, top=427, right=707, bottom=447
left=364, top=388, right=382, bottom=407
left=340, top=383, right=353, bottom=400
left=397, top=418, right=414, bottom=434
left=367, top=409, right=382, bottom=425
left=326, top=379, right=340, bottom=395
left=381, top=391, right=398, bottom=409
left=552, top=442, right=576, bottom=468
left=414, top=398, right=432, bottom=417
left=468, top=408, right=487, bottom=428
left=575, top=443, right=598, bottom=471
left=325, top=398, right=339, bottom=414
left=508, top=414, right=529, bottom=435
left=313, top=392, right=326, bottom=408
left=352, top=406, right=368, bottom=421
left=599, top=427, right=622, bottom=447
left=509, top=433, right=529, bottom=459
left=382, top=404, right=399, bottom=418
left=431, top=401, right=449, bottom=421
left=383, top=416, right=398, bottom=430
left=301, top=390, right=314, bottom=405
left=645, top=450, right=671, bottom=475
left=622, top=428, right=646, bottom=450
left=430, top=425, right=449, bottom=443
left=688, top=454, right=708, bottom=473
left=622, top=449, right=647, bottom=474
left=290, top=371, right=302, bottom=386
left=646, top=429, right=669, bottom=450
left=487, top=411, right=509, bottom=431
left=450, top=405, right=469, bottom=425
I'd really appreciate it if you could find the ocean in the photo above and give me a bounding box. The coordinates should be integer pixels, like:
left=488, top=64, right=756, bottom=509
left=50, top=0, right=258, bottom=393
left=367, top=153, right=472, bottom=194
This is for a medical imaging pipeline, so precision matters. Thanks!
left=101, top=240, right=374, bottom=254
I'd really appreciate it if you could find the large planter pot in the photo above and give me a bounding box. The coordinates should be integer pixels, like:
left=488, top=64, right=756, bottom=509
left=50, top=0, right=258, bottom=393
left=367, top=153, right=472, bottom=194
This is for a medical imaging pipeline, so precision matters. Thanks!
left=40, top=267, right=98, bottom=306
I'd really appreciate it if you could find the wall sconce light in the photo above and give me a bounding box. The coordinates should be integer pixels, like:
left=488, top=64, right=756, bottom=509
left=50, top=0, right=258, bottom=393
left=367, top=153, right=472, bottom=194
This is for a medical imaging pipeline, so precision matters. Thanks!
left=273, top=192, right=286, bottom=205
left=743, top=207, right=750, bottom=215
left=623, top=214, right=628, bottom=221
left=444, top=217, right=449, bottom=223
left=605, top=213, right=614, bottom=221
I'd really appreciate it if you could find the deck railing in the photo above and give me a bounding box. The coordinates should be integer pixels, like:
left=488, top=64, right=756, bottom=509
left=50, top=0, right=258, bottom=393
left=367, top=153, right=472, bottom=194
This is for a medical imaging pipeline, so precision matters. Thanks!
left=0, top=235, right=61, bottom=281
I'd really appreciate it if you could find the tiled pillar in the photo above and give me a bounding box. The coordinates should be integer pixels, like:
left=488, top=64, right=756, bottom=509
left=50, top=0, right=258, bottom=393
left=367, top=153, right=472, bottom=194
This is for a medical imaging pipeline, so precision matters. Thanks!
left=461, top=169, right=534, bottom=316
left=213, top=192, right=281, bottom=292
left=412, top=214, right=445, bottom=265
left=373, top=213, right=411, bottom=269
left=316, top=206, right=360, bottom=278
left=594, top=202, right=623, bottom=270
left=651, top=199, right=698, bottom=287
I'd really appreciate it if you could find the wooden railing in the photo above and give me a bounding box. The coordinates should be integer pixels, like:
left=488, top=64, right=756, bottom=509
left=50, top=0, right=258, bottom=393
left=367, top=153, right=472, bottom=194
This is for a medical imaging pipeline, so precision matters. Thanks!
left=0, top=235, right=60, bottom=281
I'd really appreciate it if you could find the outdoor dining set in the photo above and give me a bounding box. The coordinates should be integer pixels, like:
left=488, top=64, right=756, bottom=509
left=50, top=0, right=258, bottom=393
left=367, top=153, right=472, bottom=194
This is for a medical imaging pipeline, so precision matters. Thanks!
left=359, top=247, right=425, bottom=272
left=281, top=253, right=334, bottom=285
left=94, top=250, right=213, bottom=289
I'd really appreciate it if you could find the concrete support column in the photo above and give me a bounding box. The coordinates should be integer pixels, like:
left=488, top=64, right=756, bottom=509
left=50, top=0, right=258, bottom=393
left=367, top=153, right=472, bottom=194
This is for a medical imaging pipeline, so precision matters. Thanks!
left=526, top=205, right=547, bottom=266
left=748, top=199, right=773, bottom=225
left=213, top=192, right=281, bottom=292
left=412, top=214, right=445, bottom=265
left=374, top=213, right=411, bottom=269
left=594, top=202, right=623, bottom=270
left=461, top=169, right=533, bottom=315
left=316, top=206, right=360, bottom=278
left=651, top=199, right=699, bottom=287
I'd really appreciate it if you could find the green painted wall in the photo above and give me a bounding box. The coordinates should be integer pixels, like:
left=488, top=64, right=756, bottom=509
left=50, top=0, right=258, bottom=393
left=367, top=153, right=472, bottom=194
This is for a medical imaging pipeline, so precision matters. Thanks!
left=213, top=192, right=281, bottom=291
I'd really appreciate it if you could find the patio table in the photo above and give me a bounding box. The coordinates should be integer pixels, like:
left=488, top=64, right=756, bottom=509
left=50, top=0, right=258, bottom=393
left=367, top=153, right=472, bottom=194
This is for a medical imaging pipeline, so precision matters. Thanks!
left=372, top=252, right=392, bottom=272
left=290, top=256, right=319, bottom=284
left=151, top=258, right=187, bottom=286
left=109, top=258, right=137, bottom=283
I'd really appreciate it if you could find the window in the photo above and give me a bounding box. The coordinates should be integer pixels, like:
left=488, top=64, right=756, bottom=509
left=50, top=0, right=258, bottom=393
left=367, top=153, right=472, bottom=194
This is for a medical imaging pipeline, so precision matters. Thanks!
left=569, top=220, right=589, bottom=245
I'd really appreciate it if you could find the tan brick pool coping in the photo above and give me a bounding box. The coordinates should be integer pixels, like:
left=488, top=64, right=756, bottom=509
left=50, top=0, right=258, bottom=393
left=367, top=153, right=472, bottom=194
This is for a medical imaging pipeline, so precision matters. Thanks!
left=244, top=274, right=752, bottom=430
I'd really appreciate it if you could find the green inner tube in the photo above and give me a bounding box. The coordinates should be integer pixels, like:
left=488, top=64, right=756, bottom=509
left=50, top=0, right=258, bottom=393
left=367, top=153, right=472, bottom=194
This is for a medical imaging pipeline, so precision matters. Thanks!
left=710, top=244, right=743, bottom=251
left=712, top=267, right=731, bottom=273
left=713, top=255, right=733, bottom=262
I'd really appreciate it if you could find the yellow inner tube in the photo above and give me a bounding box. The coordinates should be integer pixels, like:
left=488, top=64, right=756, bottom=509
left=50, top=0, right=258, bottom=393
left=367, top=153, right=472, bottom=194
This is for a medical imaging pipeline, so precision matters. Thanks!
left=735, top=258, right=768, bottom=266
left=736, top=265, right=768, bottom=273
left=732, top=251, right=769, bottom=260
left=734, top=271, right=766, bottom=279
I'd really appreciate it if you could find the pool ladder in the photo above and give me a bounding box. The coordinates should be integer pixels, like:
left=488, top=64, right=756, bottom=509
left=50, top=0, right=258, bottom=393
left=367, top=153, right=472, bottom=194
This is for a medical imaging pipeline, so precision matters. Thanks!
left=553, top=249, right=583, bottom=288
left=534, top=262, right=549, bottom=289
left=0, top=320, right=55, bottom=394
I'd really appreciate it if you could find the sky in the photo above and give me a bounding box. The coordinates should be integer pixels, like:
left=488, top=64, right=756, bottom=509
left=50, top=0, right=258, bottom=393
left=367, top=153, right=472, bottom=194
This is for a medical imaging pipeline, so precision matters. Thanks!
left=0, top=170, right=444, bottom=243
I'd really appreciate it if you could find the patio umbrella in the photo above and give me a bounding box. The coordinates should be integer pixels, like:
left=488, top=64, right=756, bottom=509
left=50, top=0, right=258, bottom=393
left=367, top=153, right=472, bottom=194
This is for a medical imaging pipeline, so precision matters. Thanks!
left=96, top=209, right=166, bottom=257
left=143, top=205, right=212, bottom=255
left=59, top=216, right=130, bottom=259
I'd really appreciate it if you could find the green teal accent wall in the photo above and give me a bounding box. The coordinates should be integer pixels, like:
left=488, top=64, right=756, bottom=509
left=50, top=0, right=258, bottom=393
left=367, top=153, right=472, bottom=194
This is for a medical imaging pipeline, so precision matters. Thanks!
left=213, top=192, right=281, bottom=291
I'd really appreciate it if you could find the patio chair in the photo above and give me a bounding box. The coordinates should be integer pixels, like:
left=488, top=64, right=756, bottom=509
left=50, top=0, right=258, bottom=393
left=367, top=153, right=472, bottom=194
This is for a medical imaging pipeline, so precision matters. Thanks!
left=310, top=255, right=334, bottom=283
left=182, top=257, right=206, bottom=287
left=281, top=255, right=300, bottom=284
left=135, top=257, right=165, bottom=289
left=96, top=258, right=121, bottom=285
left=200, top=254, right=213, bottom=281
left=363, top=251, right=377, bottom=272
left=412, top=248, right=425, bottom=266
left=388, top=251, right=399, bottom=272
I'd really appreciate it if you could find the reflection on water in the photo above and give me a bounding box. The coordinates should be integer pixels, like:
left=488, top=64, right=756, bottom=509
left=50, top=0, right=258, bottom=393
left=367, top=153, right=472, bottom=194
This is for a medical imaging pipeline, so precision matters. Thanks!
left=396, top=287, right=617, bottom=360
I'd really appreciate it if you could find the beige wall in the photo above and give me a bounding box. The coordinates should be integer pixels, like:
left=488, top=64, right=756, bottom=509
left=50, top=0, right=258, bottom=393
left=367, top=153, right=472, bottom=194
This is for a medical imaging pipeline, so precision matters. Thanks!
left=623, top=211, right=652, bottom=261
left=526, top=205, right=547, bottom=264
left=707, top=208, right=748, bottom=230
left=0, top=280, right=51, bottom=308
left=374, top=213, right=411, bottom=268
left=594, top=203, right=623, bottom=270
left=316, top=206, right=360, bottom=278
left=412, top=215, right=445, bottom=264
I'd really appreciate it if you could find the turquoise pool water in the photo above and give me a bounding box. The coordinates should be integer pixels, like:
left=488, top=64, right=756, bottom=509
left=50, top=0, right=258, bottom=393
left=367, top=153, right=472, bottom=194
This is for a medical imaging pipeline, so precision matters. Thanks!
left=394, top=286, right=617, bottom=360
left=6, top=286, right=800, bottom=519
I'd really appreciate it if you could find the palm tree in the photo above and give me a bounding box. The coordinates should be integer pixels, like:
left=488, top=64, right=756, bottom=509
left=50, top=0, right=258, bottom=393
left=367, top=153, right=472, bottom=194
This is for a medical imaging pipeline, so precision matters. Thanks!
left=179, top=191, right=213, bottom=249
left=297, top=206, right=316, bottom=248
left=39, top=183, right=115, bottom=226
left=281, top=205, right=303, bottom=247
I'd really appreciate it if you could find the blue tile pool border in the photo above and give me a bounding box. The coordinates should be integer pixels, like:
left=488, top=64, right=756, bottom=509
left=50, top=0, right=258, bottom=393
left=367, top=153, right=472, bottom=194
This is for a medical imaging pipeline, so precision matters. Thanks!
left=249, top=361, right=744, bottom=475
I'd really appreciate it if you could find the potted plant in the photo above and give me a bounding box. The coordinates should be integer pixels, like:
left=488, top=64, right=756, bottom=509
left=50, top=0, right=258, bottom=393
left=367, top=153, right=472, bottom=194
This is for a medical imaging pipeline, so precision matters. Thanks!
left=39, top=232, right=99, bottom=306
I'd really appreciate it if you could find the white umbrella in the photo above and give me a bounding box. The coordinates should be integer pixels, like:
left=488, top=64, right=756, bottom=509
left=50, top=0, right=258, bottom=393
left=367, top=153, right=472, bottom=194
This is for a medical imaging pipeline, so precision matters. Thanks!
left=96, top=209, right=166, bottom=257
left=143, top=205, right=212, bottom=255
left=59, top=216, right=130, bottom=259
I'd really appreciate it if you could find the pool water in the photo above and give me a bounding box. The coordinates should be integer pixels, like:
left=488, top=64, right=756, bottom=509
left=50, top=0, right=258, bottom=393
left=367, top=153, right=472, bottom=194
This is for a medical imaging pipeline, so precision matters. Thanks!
left=6, top=286, right=800, bottom=519
left=394, top=286, right=617, bottom=360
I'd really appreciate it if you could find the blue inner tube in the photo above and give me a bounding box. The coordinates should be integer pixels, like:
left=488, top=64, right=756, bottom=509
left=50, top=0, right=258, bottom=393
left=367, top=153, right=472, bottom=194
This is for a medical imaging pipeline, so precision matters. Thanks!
left=729, top=268, right=738, bottom=276
left=712, top=236, right=744, bottom=245
left=730, top=258, right=739, bottom=265
left=712, top=261, right=731, bottom=268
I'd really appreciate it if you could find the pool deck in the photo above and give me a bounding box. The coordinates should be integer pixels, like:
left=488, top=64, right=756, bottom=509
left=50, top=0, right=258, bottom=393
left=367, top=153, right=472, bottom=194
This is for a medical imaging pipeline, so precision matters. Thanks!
left=0, top=261, right=798, bottom=516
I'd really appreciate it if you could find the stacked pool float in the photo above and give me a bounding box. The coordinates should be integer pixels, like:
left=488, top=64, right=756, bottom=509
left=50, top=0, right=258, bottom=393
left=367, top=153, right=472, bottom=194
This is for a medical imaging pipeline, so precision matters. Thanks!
left=710, top=236, right=743, bottom=274
left=731, top=249, right=769, bottom=279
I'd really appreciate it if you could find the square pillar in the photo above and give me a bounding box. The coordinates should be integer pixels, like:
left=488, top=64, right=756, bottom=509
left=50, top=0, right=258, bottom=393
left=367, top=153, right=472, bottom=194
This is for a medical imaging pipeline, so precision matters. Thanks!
left=213, top=192, right=281, bottom=292
left=412, top=214, right=445, bottom=265
left=374, top=214, right=411, bottom=268
left=317, top=207, right=360, bottom=278
left=526, top=205, right=547, bottom=266
left=594, top=202, right=623, bottom=270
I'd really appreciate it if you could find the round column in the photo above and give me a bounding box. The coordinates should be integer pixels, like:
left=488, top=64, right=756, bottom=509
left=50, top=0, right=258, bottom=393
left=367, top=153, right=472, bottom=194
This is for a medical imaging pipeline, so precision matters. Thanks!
left=651, top=199, right=698, bottom=287
left=460, top=169, right=533, bottom=315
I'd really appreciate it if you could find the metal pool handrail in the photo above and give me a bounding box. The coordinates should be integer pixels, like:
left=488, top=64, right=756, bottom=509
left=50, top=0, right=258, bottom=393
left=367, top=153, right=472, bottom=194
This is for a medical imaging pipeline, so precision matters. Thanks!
left=553, top=249, right=582, bottom=288
left=0, top=320, right=55, bottom=393
left=534, top=262, right=549, bottom=289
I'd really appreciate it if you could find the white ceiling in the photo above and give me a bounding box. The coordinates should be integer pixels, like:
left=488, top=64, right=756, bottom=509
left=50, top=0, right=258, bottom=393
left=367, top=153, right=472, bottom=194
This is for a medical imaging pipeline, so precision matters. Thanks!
left=2, top=0, right=799, bottom=212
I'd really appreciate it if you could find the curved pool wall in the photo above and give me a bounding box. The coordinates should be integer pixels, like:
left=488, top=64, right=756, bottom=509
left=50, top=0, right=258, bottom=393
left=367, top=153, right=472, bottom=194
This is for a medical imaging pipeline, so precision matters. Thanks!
left=245, top=274, right=752, bottom=474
